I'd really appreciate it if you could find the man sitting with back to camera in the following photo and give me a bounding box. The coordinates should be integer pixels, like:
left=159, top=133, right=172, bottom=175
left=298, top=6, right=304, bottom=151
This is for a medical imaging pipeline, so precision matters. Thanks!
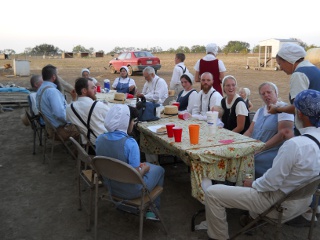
left=204, top=89, right=320, bottom=240
left=66, top=77, right=110, bottom=146
left=36, top=64, right=79, bottom=141
left=29, top=75, right=43, bottom=116
left=136, top=66, right=168, bottom=104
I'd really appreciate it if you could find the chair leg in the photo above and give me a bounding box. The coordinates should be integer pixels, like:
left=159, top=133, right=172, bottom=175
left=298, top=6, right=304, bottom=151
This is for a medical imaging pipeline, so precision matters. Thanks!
left=33, top=129, right=36, bottom=155
left=150, top=202, right=168, bottom=235
left=49, top=134, right=55, bottom=173
left=308, top=192, right=320, bottom=240
left=139, top=207, right=144, bottom=240
left=87, top=185, right=93, bottom=232
left=94, top=174, right=99, bottom=240
left=39, top=127, right=43, bottom=146
left=191, top=208, right=205, bottom=231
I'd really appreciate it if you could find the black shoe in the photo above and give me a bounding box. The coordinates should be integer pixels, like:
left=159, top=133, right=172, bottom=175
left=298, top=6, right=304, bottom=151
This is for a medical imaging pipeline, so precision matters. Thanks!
left=285, top=215, right=317, bottom=228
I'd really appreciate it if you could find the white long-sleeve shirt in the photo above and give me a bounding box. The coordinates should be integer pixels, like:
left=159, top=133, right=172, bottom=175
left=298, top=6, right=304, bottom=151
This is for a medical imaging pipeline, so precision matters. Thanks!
left=141, top=75, right=168, bottom=104
left=169, top=63, right=189, bottom=93
left=192, top=87, right=223, bottom=116
left=66, top=96, right=110, bottom=144
left=253, top=127, right=320, bottom=194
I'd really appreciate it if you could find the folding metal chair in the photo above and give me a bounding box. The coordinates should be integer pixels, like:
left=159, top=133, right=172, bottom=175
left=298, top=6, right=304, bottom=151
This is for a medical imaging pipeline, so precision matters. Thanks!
left=26, top=94, right=45, bottom=154
left=25, top=109, right=45, bottom=154
left=69, top=137, right=96, bottom=231
left=38, top=111, right=77, bottom=172
left=230, top=175, right=320, bottom=240
left=92, top=156, right=168, bottom=240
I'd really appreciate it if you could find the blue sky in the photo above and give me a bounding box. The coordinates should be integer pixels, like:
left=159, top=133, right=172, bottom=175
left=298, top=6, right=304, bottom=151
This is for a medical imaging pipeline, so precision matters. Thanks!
left=2, top=0, right=319, bottom=53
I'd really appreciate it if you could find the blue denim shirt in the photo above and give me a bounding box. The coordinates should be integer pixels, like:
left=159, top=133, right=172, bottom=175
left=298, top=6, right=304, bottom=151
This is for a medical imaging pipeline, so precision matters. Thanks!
left=36, top=81, right=67, bottom=128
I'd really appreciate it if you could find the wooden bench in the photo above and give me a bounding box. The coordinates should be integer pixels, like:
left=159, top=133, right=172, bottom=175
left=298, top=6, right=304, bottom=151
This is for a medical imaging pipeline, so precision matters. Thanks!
left=0, top=92, right=29, bottom=107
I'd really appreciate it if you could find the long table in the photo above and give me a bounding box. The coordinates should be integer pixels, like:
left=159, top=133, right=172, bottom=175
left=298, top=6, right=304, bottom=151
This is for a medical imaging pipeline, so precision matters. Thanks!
left=138, top=116, right=265, bottom=204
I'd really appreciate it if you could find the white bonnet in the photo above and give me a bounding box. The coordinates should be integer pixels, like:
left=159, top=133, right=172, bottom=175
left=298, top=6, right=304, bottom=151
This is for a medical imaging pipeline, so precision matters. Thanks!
left=206, top=43, right=218, bottom=55
left=120, top=66, right=129, bottom=73
left=181, top=72, right=194, bottom=84
left=277, top=43, right=306, bottom=64
left=243, top=87, right=251, bottom=96
left=81, top=68, right=90, bottom=75
left=222, top=75, right=237, bottom=87
left=104, top=104, right=130, bottom=133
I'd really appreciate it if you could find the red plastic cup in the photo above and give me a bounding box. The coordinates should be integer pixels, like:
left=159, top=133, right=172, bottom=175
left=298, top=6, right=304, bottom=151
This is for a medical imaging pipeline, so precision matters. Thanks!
left=183, top=112, right=191, bottom=120
left=172, top=102, right=180, bottom=108
left=166, top=123, right=175, bottom=138
left=173, top=127, right=182, bottom=142
left=96, top=85, right=101, bottom=93
left=178, top=112, right=184, bottom=120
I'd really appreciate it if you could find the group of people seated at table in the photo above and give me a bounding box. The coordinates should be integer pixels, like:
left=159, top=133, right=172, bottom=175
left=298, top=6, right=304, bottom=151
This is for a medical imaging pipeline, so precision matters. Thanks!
left=28, top=42, right=320, bottom=238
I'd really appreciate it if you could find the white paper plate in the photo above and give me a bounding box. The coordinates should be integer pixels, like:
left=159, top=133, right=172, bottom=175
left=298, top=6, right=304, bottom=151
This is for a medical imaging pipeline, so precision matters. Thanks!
left=147, top=125, right=167, bottom=135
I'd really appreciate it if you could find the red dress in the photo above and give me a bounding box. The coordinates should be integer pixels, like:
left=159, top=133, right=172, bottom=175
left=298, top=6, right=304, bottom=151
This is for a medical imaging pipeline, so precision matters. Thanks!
left=199, top=59, right=222, bottom=95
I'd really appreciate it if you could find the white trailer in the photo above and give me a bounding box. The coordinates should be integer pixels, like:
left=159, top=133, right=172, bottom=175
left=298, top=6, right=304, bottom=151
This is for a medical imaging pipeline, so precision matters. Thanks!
left=246, top=38, right=300, bottom=71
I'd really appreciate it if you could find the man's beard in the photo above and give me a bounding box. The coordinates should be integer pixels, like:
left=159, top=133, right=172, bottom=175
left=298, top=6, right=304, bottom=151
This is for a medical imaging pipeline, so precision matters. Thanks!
left=202, top=84, right=211, bottom=93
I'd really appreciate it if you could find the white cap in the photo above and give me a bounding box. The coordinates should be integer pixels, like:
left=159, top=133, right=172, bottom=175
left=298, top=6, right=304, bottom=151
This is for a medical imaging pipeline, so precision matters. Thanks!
left=277, top=43, right=306, bottom=64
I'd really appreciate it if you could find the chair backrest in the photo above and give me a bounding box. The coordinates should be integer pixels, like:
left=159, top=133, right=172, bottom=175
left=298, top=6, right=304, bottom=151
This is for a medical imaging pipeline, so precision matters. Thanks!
left=74, top=124, right=96, bottom=153
left=163, top=96, right=176, bottom=106
left=69, top=137, right=92, bottom=165
left=285, top=175, right=320, bottom=201
left=92, top=156, right=144, bottom=186
left=38, top=111, right=56, bottom=132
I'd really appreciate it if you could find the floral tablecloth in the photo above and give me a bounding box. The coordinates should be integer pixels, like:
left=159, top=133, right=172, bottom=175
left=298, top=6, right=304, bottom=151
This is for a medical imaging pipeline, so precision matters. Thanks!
left=138, top=117, right=265, bottom=204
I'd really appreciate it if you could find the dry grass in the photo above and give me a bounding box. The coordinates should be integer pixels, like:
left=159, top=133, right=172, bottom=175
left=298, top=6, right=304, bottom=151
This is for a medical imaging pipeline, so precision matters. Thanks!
left=0, top=53, right=297, bottom=112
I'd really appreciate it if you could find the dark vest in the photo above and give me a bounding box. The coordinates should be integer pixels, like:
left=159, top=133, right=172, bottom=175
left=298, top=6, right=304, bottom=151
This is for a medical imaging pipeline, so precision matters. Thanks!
left=177, top=89, right=196, bottom=111
left=221, top=97, right=250, bottom=134
left=289, top=65, right=320, bottom=104
left=199, top=59, right=222, bottom=95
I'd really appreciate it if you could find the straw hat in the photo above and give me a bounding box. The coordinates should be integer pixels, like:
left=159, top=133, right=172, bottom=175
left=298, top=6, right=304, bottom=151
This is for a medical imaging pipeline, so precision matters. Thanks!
left=21, top=112, right=30, bottom=126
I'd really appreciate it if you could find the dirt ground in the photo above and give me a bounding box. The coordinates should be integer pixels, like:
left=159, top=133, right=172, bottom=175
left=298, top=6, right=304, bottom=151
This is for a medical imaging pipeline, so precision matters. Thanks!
left=1, top=54, right=319, bottom=239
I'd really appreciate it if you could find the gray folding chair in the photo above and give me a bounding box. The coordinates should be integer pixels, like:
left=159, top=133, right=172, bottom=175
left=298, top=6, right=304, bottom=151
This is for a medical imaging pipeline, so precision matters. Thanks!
left=230, top=175, right=320, bottom=240
left=38, top=111, right=76, bottom=172
left=69, top=137, right=96, bottom=231
left=92, top=156, right=168, bottom=240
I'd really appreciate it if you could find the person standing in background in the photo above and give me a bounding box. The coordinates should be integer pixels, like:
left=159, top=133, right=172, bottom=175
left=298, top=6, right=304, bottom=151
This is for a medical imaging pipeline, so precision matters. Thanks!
left=268, top=43, right=320, bottom=134
left=169, top=53, right=189, bottom=97
left=81, top=68, right=100, bottom=86
left=194, top=43, right=226, bottom=95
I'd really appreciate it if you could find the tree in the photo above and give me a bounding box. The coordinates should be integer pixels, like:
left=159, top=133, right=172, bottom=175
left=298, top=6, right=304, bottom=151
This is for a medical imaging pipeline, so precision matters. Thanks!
left=24, top=47, right=32, bottom=54
left=72, top=45, right=89, bottom=53
left=31, top=44, right=59, bottom=55
left=190, top=45, right=206, bottom=53
left=176, top=46, right=191, bottom=53
left=3, top=49, right=16, bottom=55
left=222, top=41, right=250, bottom=54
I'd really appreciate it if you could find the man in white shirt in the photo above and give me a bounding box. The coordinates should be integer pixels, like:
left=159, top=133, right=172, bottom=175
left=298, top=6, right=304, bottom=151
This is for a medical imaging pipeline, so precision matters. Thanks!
left=204, top=89, right=320, bottom=240
left=66, top=78, right=110, bottom=145
left=137, top=66, right=168, bottom=104
left=169, top=53, right=189, bottom=97
left=29, top=75, right=43, bottom=115
left=192, top=72, right=223, bottom=120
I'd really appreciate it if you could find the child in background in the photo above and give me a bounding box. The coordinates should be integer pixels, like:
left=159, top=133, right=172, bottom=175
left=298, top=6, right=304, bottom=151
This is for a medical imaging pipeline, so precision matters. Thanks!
left=239, top=87, right=253, bottom=111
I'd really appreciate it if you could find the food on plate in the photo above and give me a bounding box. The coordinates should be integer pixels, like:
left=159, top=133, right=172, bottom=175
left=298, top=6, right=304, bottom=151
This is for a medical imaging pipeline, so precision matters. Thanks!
left=164, top=105, right=178, bottom=115
left=114, top=93, right=126, bottom=101
left=156, top=126, right=167, bottom=133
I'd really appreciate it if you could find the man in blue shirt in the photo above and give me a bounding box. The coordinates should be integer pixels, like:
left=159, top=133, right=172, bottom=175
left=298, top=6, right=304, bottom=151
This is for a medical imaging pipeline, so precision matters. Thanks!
left=36, top=64, right=79, bottom=141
